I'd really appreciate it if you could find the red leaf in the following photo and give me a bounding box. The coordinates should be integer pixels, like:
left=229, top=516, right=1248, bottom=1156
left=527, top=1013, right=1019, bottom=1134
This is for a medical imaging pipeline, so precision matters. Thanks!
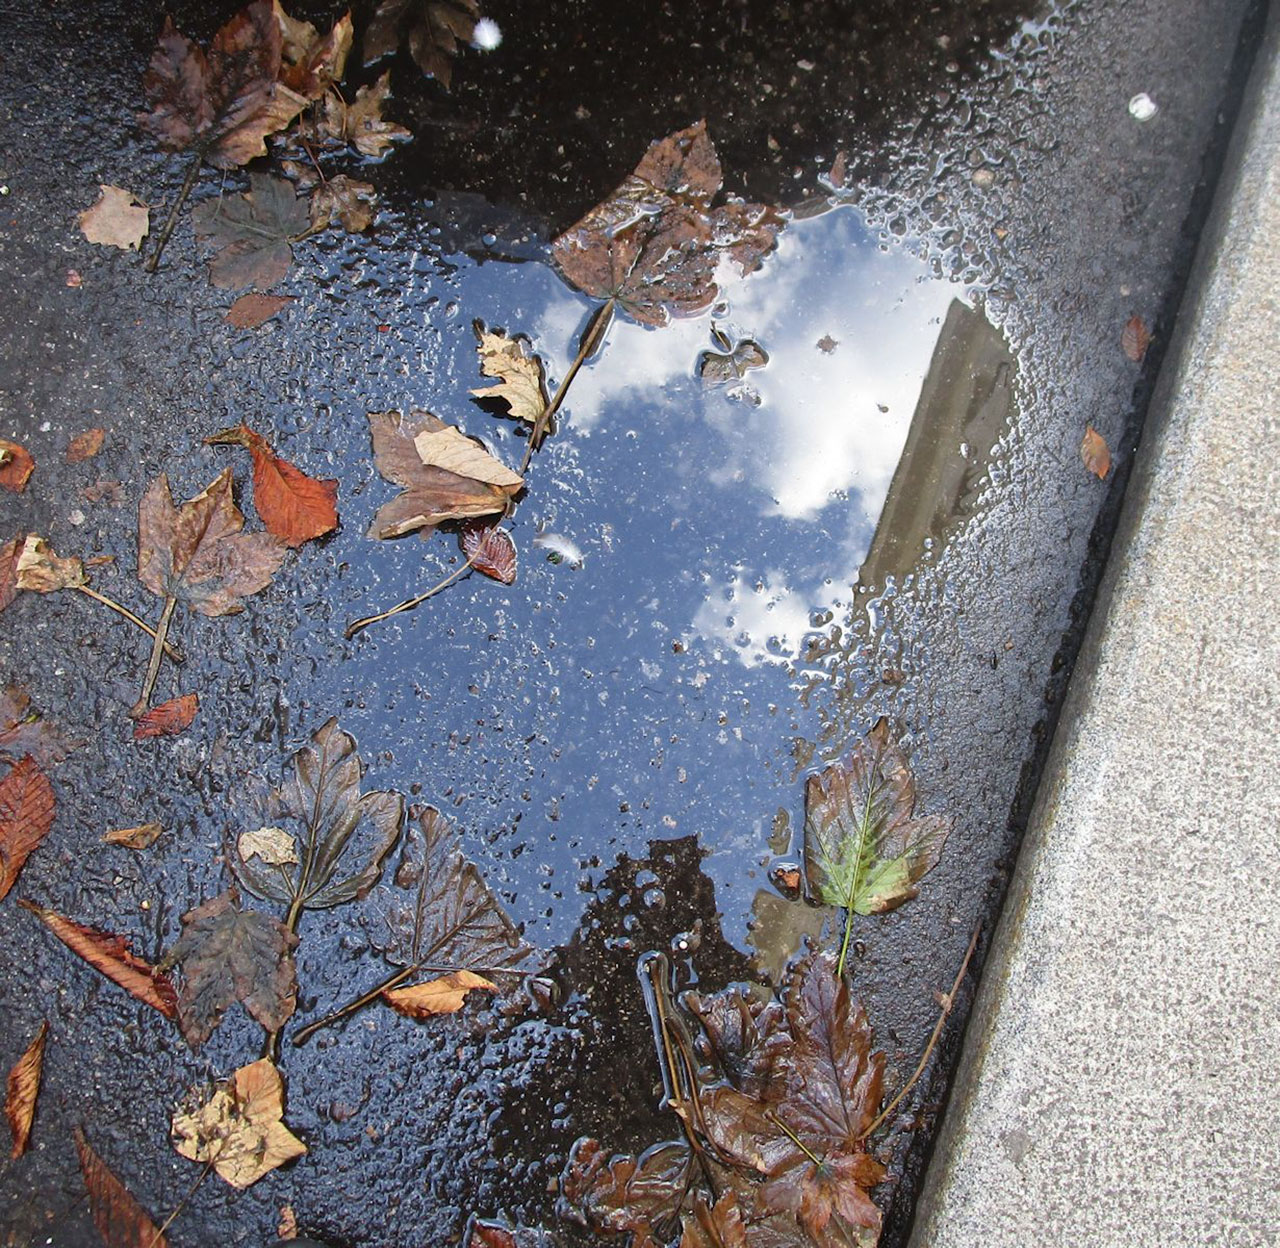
left=18, top=900, right=179, bottom=1020
left=132, top=694, right=199, bottom=740
left=1121, top=315, right=1151, bottom=362
left=6, top=1020, right=48, bottom=1158
left=1081, top=425, right=1111, bottom=479
left=74, top=1126, right=169, bottom=1248
left=0, top=440, right=34, bottom=493
left=225, top=293, right=295, bottom=329
left=0, top=757, right=56, bottom=902
left=461, top=521, right=517, bottom=584
left=66, top=428, right=106, bottom=462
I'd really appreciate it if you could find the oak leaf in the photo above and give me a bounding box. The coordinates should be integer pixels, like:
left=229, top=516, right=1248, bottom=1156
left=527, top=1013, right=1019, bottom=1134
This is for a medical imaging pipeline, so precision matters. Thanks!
left=132, top=693, right=199, bottom=740
left=16, top=535, right=87, bottom=594
left=192, top=173, right=311, bottom=290
left=1081, top=425, right=1111, bottom=480
left=383, top=969, right=496, bottom=1017
left=273, top=1, right=352, bottom=100
left=206, top=423, right=338, bottom=547
left=0, top=440, right=35, bottom=493
left=0, top=686, right=80, bottom=767
left=165, top=888, right=298, bottom=1048
left=364, top=0, right=481, bottom=87
left=171, top=1058, right=305, bottom=1188
left=102, top=823, right=164, bottom=850
left=78, top=186, right=149, bottom=252
left=6, top=1020, right=47, bottom=1158
left=460, top=521, right=517, bottom=585
left=66, top=427, right=106, bottom=462
left=75, top=1127, right=169, bottom=1248
left=0, top=757, right=56, bottom=902
left=309, top=174, right=378, bottom=232
left=19, top=900, right=179, bottom=1020
left=471, top=322, right=549, bottom=427
left=225, top=292, right=295, bottom=328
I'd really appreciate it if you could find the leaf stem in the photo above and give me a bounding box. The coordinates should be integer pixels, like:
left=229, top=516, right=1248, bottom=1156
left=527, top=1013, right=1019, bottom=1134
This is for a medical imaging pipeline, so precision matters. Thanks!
left=263, top=894, right=308, bottom=1062
left=345, top=552, right=478, bottom=638
left=149, top=1157, right=214, bottom=1247
left=74, top=585, right=183, bottom=662
left=859, top=920, right=982, bottom=1140
left=145, top=150, right=204, bottom=274
left=128, top=595, right=177, bottom=719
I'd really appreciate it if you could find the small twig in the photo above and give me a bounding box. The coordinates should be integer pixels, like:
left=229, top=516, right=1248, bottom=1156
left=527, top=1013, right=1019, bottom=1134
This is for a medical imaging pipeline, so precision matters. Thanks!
left=860, top=921, right=982, bottom=1139
left=128, top=595, right=177, bottom=719
left=149, top=1156, right=214, bottom=1247
left=145, top=150, right=204, bottom=274
left=345, top=552, right=478, bottom=638
left=74, top=585, right=183, bottom=662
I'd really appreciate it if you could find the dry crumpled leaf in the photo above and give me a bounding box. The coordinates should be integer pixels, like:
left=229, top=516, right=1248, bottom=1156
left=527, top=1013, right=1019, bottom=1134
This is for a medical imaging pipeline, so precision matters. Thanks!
left=0, top=440, right=35, bottom=493
left=207, top=423, right=338, bottom=547
left=1081, top=425, right=1111, bottom=479
left=66, top=427, right=106, bottom=462
left=309, top=174, right=378, bottom=233
left=238, top=826, right=298, bottom=866
left=133, top=693, right=199, bottom=740
left=103, top=823, right=164, bottom=850
left=192, top=173, right=311, bottom=290
left=138, top=0, right=307, bottom=169
left=225, top=292, right=295, bottom=328
left=15, top=535, right=87, bottom=594
left=471, top=322, right=549, bottom=428
left=0, top=686, right=80, bottom=767
left=551, top=121, right=784, bottom=327
left=364, top=0, right=481, bottom=86
left=383, top=969, right=496, bottom=1017
left=273, top=1, right=352, bottom=100
left=0, top=757, right=56, bottom=902
left=75, top=1126, right=169, bottom=1248
left=460, top=521, right=517, bottom=585
left=6, top=1020, right=48, bottom=1158
left=19, top=900, right=179, bottom=1019
left=323, top=71, right=410, bottom=158
left=171, top=1058, right=306, bottom=1188
left=365, top=411, right=522, bottom=540
left=78, top=186, right=149, bottom=251
left=165, top=888, right=298, bottom=1048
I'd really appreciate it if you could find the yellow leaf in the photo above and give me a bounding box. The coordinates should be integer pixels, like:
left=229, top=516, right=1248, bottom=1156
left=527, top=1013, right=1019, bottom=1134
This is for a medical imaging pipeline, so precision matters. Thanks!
left=238, top=826, right=299, bottom=866
left=470, top=325, right=549, bottom=426
left=413, top=425, right=523, bottom=489
left=382, top=970, right=497, bottom=1018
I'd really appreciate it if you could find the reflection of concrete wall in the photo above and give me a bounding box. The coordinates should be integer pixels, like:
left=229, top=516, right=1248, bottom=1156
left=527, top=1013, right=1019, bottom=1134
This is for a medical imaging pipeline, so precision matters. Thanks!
left=858, top=299, right=1014, bottom=589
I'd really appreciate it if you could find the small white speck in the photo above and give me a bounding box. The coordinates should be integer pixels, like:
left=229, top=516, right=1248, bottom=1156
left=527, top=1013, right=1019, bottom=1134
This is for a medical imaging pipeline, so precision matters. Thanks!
left=69, top=509, right=87, bottom=526
left=0, top=186, right=9, bottom=195
left=472, top=18, right=502, bottom=50
left=1128, top=92, right=1158, bottom=121
left=39, top=421, right=51, bottom=432
left=796, top=59, right=815, bottom=71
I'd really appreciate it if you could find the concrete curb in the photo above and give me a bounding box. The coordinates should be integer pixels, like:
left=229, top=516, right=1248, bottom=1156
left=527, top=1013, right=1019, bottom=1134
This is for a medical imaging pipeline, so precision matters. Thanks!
left=910, top=13, right=1280, bottom=1248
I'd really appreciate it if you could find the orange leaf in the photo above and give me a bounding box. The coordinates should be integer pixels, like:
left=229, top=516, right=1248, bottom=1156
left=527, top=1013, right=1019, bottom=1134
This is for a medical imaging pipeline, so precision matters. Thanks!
left=66, top=428, right=106, bottom=462
left=132, top=694, right=198, bottom=740
left=18, top=900, right=179, bottom=1020
left=6, top=1020, right=48, bottom=1158
left=0, top=440, right=34, bottom=493
left=1081, top=425, right=1112, bottom=479
left=74, top=1126, right=169, bottom=1248
left=460, top=521, right=517, bottom=584
left=383, top=970, right=497, bottom=1018
left=0, top=756, right=56, bottom=902
left=1121, top=315, right=1151, bottom=362
left=225, top=293, right=295, bottom=329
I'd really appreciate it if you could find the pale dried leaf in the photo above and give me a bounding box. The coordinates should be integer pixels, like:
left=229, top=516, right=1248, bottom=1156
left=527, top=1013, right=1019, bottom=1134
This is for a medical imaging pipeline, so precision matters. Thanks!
left=471, top=324, right=548, bottom=426
left=78, top=186, right=149, bottom=251
left=383, top=969, right=496, bottom=1017
left=238, top=826, right=298, bottom=866
left=15, top=535, right=87, bottom=593
left=413, top=425, right=522, bottom=488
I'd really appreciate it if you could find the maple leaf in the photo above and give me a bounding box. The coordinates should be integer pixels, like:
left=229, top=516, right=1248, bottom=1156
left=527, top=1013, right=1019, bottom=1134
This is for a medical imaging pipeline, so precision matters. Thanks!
left=133, top=693, right=199, bottom=740
left=78, top=186, right=149, bottom=251
left=684, top=990, right=789, bottom=1103
left=171, top=1058, right=305, bottom=1188
left=365, top=410, right=522, bottom=540
left=19, top=900, right=180, bottom=1021
left=0, top=439, right=35, bottom=493
left=562, top=1137, right=695, bottom=1247
left=364, top=0, right=482, bottom=87
left=165, top=888, right=298, bottom=1048
left=75, top=1127, right=169, bottom=1248
left=225, top=292, right=295, bottom=328
left=551, top=121, right=784, bottom=327
left=0, top=757, right=55, bottom=902
left=206, top=423, right=338, bottom=547
left=0, top=686, right=79, bottom=767
left=321, top=71, right=411, bottom=158
left=460, top=521, right=517, bottom=585
left=309, top=174, right=378, bottom=233
left=383, top=969, right=496, bottom=1017
left=1081, top=425, right=1111, bottom=479
left=192, top=173, right=311, bottom=290
left=6, top=1020, right=47, bottom=1159
left=102, top=823, right=164, bottom=850
left=273, top=1, right=352, bottom=101
left=471, top=322, right=549, bottom=428
left=230, top=718, right=404, bottom=915
left=66, top=427, right=106, bottom=462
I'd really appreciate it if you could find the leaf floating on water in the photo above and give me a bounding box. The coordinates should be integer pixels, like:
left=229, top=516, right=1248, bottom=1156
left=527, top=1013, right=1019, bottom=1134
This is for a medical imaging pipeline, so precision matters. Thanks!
left=309, top=174, right=378, bottom=233
left=320, top=71, right=411, bottom=159
left=6, top=1020, right=48, bottom=1158
left=171, top=1058, right=306, bottom=1188
left=0, top=440, right=35, bottom=493
left=225, top=292, right=295, bottom=329
left=0, top=757, right=56, bottom=902
left=1121, top=315, right=1151, bottom=363
left=460, top=521, right=517, bottom=585
left=78, top=186, right=149, bottom=252
left=383, top=969, right=496, bottom=1017
left=238, top=826, right=298, bottom=866
left=1081, top=424, right=1111, bottom=480
left=698, top=338, right=768, bottom=388
left=66, top=427, right=106, bottom=462
left=102, top=823, right=164, bottom=850
left=364, top=0, right=482, bottom=87
left=74, top=1126, right=170, bottom=1248
left=471, top=322, right=549, bottom=428
left=132, top=694, right=199, bottom=740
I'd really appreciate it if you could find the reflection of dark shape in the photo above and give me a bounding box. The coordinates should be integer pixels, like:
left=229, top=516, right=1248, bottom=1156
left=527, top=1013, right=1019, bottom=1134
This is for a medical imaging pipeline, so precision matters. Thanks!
left=857, top=299, right=1015, bottom=590
left=747, top=886, right=830, bottom=985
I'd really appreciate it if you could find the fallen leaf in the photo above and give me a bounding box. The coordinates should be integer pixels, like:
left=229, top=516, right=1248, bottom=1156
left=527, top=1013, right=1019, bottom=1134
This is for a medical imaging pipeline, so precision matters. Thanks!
left=165, top=888, right=298, bottom=1048
left=460, top=521, right=517, bottom=584
left=138, top=1, right=307, bottom=169
left=0, top=757, right=56, bottom=902
left=365, top=411, right=522, bottom=540
left=1081, top=425, right=1111, bottom=479
left=192, top=173, right=311, bottom=290
left=82, top=480, right=125, bottom=505
left=102, top=823, right=164, bottom=850
left=471, top=322, right=549, bottom=427
left=15, top=535, right=87, bottom=594
left=75, top=1126, right=169, bottom=1248
left=551, top=121, right=784, bottom=327
left=322, top=72, right=410, bottom=158
left=6, top=1020, right=48, bottom=1158
left=206, top=423, right=338, bottom=547
left=66, top=428, right=106, bottom=462
left=467, top=1223, right=560, bottom=1248
left=309, top=175, right=377, bottom=233
left=171, top=1058, right=305, bottom=1188
left=277, top=1205, right=298, bottom=1240
left=679, top=1194, right=750, bottom=1248
left=364, top=0, right=481, bottom=86
left=1122, top=315, right=1151, bottom=362
left=562, top=1137, right=695, bottom=1245
left=132, top=693, right=199, bottom=739
left=383, top=969, right=496, bottom=1017
left=0, top=440, right=35, bottom=493
left=0, top=686, right=80, bottom=766
left=699, top=338, right=768, bottom=387
left=0, top=536, right=20, bottom=612
left=225, top=292, right=295, bottom=328
left=238, top=826, right=299, bottom=866
left=19, top=900, right=179, bottom=1020
left=231, top=719, right=404, bottom=913
left=66, top=269, right=83, bottom=288
left=77, top=187, right=149, bottom=251
left=273, top=1, right=352, bottom=100
left=415, top=424, right=523, bottom=488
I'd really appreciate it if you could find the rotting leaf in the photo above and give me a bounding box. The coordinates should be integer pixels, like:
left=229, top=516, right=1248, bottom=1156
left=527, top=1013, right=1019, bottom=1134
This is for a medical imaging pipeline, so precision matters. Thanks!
left=225, top=292, right=295, bottom=329
left=102, top=823, right=164, bottom=850
left=19, top=900, right=179, bottom=1021
left=66, top=428, right=106, bottom=462
left=206, top=423, right=338, bottom=547
left=562, top=1137, right=695, bottom=1247
left=0, top=686, right=80, bottom=767
left=383, top=969, right=496, bottom=1017
left=460, top=521, right=517, bottom=585
left=1122, top=315, right=1151, bottom=363
left=132, top=693, right=199, bottom=740
left=164, top=888, right=298, bottom=1048
left=6, top=1020, right=48, bottom=1158
left=74, top=1126, right=169, bottom=1248
left=273, top=1, right=352, bottom=101
left=467, top=1222, right=562, bottom=1248
left=192, top=173, right=311, bottom=290
left=1081, top=425, right=1111, bottom=480
left=0, top=536, right=20, bottom=612
left=471, top=322, right=549, bottom=428
left=364, top=0, right=482, bottom=87
left=0, top=757, right=56, bottom=902
left=309, top=174, right=378, bottom=233
left=317, top=72, right=410, bottom=159
left=78, top=186, right=149, bottom=252
left=551, top=121, right=784, bottom=327
left=15, top=535, right=88, bottom=593
left=0, top=440, right=35, bottom=493
left=171, top=1058, right=305, bottom=1189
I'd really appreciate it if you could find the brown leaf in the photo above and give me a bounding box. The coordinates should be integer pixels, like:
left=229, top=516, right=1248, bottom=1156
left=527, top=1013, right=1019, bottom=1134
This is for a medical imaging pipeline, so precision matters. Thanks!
left=1081, top=425, right=1111, bottom=479
left=0, top=757, right=56, bottom=902
left=365, top=411, right=521, bottom=540
left=171, top=1058, right=306, bottom=1188
left=309, top=175, right=378, bottom=233
left=0, top=440, right=35, bottom=493
left=225, top=292, right=295, bottom=328
left=165, top=888, right=298, bottom=1048
left=1122, top=315, right=1151, bottom=362
left=75, top=1126, right=169, bottom=1248
left=15, top=535, right=87, bottom=594
left=0, top=686, right=80, bottom=766
left=460, top=521, right=517, bottom=585
left=132, top=693, right=199, bottom=740
left=6, top=1020, right=48, bottom=1158
left=383, top=969, right=496, bottom=1017
left=137, top=467, right=286, bottom=617
left=82, top=480, right=125, bottom=505
left=19, top=900, right=179, bottom=1020
left=77, top=187, right=149, bottom=252
left=192, top=173, right=310, bottom=291
left=273, top=2, right=352, bottom=100
left=364, top=0, right=481, bottom=87
left=679, top=1194, right=749, bottom=1248
left=551, top=121, right=784, bottom=327
left=206, top=423, right=338, bottom=547
left=0, top=535, right=20, bottom=612
left=321, top=71, right=410, bottom=159
left=562, top=1137, right=694, bottom=1245
left=66, top=428, right=106, bottom=462
left=471, top=322, right=549, bottom=427
left=102, top=823, right=164, bottom=850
